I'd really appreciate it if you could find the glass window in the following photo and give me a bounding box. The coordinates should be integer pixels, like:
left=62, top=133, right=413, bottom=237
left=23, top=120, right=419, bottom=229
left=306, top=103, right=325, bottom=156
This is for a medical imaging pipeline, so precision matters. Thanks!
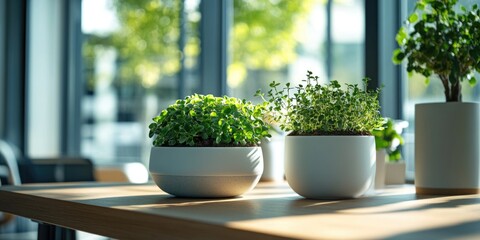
left=228, top=0, right=365, bottom=101
left=81, top=0, right=366, bottom=164
left=81, top=0, right=200, bottom=164
left=331, top=0, right=364, bottom=84
left=27, top=0, right=63, bottom=157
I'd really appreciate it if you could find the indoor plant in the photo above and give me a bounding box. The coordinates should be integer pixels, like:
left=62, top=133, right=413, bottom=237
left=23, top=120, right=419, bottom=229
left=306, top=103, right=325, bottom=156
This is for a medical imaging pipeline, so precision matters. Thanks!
left=257, top=71, right=383, bottom=199
left=394, top=0, right=480, bottom=194
left=148, top=94, right=271, bottom=197
left=372, top=118, right=408, bottom=187
left=372, top=119, right=405, bottom=163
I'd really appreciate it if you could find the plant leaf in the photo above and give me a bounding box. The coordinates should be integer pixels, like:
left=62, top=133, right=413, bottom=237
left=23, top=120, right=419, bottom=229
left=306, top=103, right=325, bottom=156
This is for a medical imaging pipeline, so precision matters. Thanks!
left=408, top=13, right=418, bottom=23
left=392, top=49, right=404, bottom=64
left=469, top=77, right=477, bottom=87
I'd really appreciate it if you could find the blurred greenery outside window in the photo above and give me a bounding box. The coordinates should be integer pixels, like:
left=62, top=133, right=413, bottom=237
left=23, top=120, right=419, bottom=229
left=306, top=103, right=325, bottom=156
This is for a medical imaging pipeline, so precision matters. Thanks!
left=82, top=0, right=200, bottom=163
left=81, top=0, right=365, bottom=164
left=229, top=0, right=364, bottom=100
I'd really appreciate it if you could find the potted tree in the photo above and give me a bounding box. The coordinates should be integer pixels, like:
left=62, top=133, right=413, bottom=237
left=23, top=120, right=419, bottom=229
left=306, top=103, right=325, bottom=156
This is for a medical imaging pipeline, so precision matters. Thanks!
left=372, top=118, right=408, bottom=187
left=394, top=0, right=480, bottom=194
left=148, top=94, right=271, bottom=198
left=257, top=71, right=384, bottom=199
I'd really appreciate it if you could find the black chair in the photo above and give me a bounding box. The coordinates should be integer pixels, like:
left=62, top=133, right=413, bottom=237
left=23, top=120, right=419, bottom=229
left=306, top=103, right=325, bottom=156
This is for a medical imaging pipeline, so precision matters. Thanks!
left=1, top=155, right=96, bottom=240
left=18, top=157, right=96, bottom=240
left=0, top=140, right=22, bottom=186
left=0, top=140, right=37, bottom=238
left=18, top=157, right=96, bottom=183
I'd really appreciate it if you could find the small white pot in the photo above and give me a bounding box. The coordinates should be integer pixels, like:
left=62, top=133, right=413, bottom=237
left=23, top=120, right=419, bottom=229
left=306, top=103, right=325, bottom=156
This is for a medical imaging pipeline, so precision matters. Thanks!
left=285, top=136, right=375, bottom=199
left=374, top=150, right=386, bottom=189
left=415, top=102, right=480, bottom=194
left=385, top=161, right=406, bottom=185
left=260, top=135, right=285, bottom=182
left=149, top=147, right=263, bottom=198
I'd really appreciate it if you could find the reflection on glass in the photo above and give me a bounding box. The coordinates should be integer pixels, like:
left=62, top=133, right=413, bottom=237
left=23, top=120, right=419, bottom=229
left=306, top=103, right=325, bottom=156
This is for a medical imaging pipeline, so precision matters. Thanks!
left=81, top=0, right=200, bottom=164
left=228, top=0, right=365, bottom=101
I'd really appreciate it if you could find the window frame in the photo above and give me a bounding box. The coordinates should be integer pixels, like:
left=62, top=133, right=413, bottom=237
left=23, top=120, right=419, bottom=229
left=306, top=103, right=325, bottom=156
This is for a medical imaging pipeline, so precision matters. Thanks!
left=2, top=0, right=28, bottom=153
left=0, top=0, right=6, bottom=139
left=199, top=0, right=231, bottom=96
left=365, top=0, right=403, bottom=119
left=61, top=0, right=83, bottom=156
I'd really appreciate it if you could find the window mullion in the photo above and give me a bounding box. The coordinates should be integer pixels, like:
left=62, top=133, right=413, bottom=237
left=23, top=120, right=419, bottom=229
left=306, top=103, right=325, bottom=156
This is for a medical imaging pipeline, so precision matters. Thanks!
left=61, top=0, right=83, bottom=156
left=326, top=0, right=333, bottom=80
left=4, top=0, right=28, bottom=152
left=177, top=0, right=186, bottom=99
left=199, top=0, right=231, bottom=96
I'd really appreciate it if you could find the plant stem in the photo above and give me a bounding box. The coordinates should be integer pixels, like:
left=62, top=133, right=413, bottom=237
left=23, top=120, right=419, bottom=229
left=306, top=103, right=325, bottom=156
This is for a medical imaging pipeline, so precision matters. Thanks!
left=440, top=74, right=462, bottom=102
left=450, top=79, right=462, bottom=102
left=439, top=74, right=451, bottom=101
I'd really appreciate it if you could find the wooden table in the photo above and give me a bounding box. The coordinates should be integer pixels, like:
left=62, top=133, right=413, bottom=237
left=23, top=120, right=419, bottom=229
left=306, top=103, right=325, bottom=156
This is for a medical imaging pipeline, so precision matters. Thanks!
left=1, top=182, right=480, bottom=240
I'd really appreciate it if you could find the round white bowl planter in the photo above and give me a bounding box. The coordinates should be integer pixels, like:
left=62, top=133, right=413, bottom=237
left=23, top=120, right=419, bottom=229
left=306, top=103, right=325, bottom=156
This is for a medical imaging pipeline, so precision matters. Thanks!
left=285, top=136, right=376, bottom=199
left=149, top=147, right=263, bottom=198
left=415, top=102, right=480, bottom=195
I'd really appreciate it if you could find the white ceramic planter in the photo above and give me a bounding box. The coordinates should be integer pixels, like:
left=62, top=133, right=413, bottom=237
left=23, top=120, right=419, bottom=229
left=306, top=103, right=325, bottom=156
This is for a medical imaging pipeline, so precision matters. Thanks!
left=374, top=150, right=386, bottom=189
left=415, top=102, right=480, bottom=194
left=285, top=136, right=375, bottom=199
left=385, top=161, right=406, bottom=185
left=149, top=147, right=263, bottom=198
left=260, top=135, right=285, bottom=182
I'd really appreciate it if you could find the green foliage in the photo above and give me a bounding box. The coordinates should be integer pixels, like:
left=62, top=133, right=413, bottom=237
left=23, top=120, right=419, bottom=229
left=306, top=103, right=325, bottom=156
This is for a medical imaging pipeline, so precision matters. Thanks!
left=372, top=119, right=405, bottom=162
left=84, top=0, right=314, bottom=89
left=256, top=71, right=384, bottom=135
left=228, top=0, right=314, bottom=85
left=149, top=94, right=271, bottom=147
left=231, top=0, right=314, bottom=70
left=393, top=0, right=480, bottom=102
left=113, top=0, right=183, bottom=87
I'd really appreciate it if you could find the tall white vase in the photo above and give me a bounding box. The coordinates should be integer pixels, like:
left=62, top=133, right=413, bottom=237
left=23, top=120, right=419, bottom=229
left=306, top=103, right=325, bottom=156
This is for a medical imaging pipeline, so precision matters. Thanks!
left=415, top=102, right=480, bottom=195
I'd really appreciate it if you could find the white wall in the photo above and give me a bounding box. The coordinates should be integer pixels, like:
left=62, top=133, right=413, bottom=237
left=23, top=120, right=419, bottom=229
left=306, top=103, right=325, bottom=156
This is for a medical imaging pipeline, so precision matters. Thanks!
left=27, top=0, right=63, bottom=157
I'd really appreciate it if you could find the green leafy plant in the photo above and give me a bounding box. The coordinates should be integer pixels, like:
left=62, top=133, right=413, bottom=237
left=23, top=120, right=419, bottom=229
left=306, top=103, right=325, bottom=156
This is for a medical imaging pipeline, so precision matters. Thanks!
left=148, top=94, right=271, bottom=147
left=256, top=71, right=384, bottom=135
left=393, top=0, right=480, bottom=102
left=372, top=118, right=405, bottom=162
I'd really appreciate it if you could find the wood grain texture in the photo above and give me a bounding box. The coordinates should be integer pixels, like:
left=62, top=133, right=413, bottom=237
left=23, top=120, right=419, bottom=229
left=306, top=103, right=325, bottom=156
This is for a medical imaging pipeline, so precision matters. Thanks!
left=1, top=182, right=480, bottom=239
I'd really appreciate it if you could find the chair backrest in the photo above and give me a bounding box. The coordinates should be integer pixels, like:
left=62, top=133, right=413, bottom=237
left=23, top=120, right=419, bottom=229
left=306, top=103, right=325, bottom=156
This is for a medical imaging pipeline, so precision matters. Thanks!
left=0, top=140, right=21, bottom=228
left=0, top=140, right=21, bottom=185
left=18, top=157, right=96, bottom=183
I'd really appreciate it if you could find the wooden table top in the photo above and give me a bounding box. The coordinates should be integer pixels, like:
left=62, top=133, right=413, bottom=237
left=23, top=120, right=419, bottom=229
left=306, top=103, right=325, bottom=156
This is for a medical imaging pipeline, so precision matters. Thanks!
left=1, top=182, right=480, bottom=240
